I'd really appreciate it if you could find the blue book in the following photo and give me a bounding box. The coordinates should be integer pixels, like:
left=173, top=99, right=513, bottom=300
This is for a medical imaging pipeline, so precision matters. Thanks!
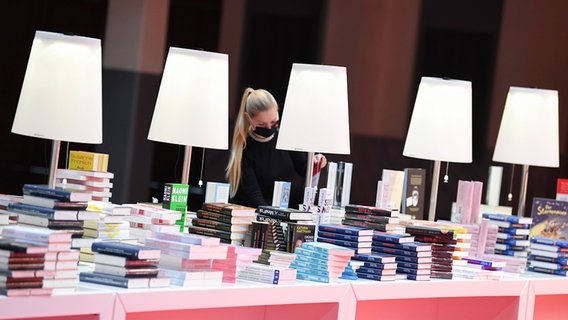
left=531, top=236, right=568, bottom=248
left=296, top=271, right=330, bottom=283
left=372, top=241, right=431, bottom=252
left=301, top=241, right=355, bottom=257
left=317, top=231, right=371, bottom=242
left=528, top=254, right=568, bottom=266
left=317, top=236, right=370, bottom=250
left=318, top=224, right=373, bottom=236
left=372, top=232, right=415, bottom=243
left=373, top=246, right=432, bottom=258
left=396, top=261, right=431, bottom=270
left=406, top=273, right=431, bottom=281
left=22, top=184, right=92, bottom=202
left=397, top=266, right=431, bottom=275
left=356, top=266, right=393, bottom=275
left=527, top=265, right=568, bottom=276
left=8, top=203, right=80, bottom=221
left=352, top=253, right=396, bottom=263
left=393, top=255, right=432, bottom=264
left=363, top=261, right=394, bottom=269
left=482, top=213, right=533, bottom=225
left=79, top=272, right=150, bottom=288
left=496, top=238, right=530, bottom=246
left=91, top=242, right=161, bottom=260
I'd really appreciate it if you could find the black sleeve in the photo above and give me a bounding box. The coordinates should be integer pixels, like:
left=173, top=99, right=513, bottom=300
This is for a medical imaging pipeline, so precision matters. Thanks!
left=289, top=151, right=308, bottom=177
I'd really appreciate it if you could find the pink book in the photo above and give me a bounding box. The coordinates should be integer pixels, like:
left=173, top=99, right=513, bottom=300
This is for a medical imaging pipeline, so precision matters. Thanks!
left=455, top=180, right=474, bottom=225
left=470, top=181, right=483, bottom=224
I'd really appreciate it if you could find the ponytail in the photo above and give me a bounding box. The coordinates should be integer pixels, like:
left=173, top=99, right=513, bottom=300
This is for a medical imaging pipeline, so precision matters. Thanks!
left=226, top=88, right=277, bottom=198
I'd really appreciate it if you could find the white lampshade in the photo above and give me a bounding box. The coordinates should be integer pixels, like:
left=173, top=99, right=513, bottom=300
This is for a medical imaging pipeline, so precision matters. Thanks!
left=493, top=87, right=559, bottom=167
left=276, top=63, right=350, bottom=155
left=147, top=47, right=228, bottom=150
left=403, top=77, right=472, bottom=163
left=12, top=31, right=102, bottom=143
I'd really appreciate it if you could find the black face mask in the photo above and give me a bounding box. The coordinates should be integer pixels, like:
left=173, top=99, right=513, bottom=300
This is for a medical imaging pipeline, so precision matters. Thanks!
left=253, top=122, right=279, bottom=138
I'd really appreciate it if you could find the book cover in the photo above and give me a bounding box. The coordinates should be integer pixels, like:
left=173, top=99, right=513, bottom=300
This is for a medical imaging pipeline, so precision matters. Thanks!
left=453, top=180, right=474, bottom=224
left=272, top=181, right=291, bottom=209
left=91, top=242, right=161, bottom=260
left=377, top=169, right=405, bottom=211
left=529, top=197, right=568, bottom=239
left=333, top=162, right=345, bottom=208
left=317, top=188, right=333, bottom=225
left=256, top=206, right=312, bottom=221
left=557, top=178, right=568, bottom=201
left=162, top=183, right=189, bottom=231
left=401, top=168, right=426, bottom=220
left=204, top=182, right=230, bottom=204
left=287, top=223, right=316, bottom=252
left=22, top=184, right=92, bottom=202
left=68, top=150, right=109, bottom=172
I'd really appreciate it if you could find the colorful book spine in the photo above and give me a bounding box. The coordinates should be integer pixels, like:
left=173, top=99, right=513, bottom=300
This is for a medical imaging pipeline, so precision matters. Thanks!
left=531, top=236, right=568, bottom=248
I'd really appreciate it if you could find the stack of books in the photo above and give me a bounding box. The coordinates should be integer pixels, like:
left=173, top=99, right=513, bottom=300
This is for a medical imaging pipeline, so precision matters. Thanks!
left=79, top=241, right=169, bottom=289
left=317, top=224, right=373, bottom=255
left=9, top=184, right=97, bottom=238
left=237, top=263, right=297, bottom=285
left=147, top=231, right=226, bottom=287
left=0, top=194, right=20, bottom=227
left=189, top=203, right=256, bottom=245
left=527, top=236, right=568, bottom=276
left=371, top=230, right=433, bottom=281
left=253, top=221, right=289, bottom=265
left=55, top=168, right=114, bottom=202
left=341, top=204, right=401, bottom=233
left=483, top=213, right=532, bottom=259
left=290, top=241, right=355, bottom=283
left=351, top=252, right=398, bottom=281
left=1, top=225, right=79, bottom=296
left=266, top=251, right=296, bottom=268
left=210, top=245, right=262, bottom=283
left=124, top=203, right=182, bottom=241
left=453, top=256, right=505, bottom=280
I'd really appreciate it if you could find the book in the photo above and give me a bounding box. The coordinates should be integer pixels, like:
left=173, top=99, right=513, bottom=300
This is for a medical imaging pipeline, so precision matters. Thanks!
left=557, top=178, right=568, bottom=201
left=372, top=232, right=415, bottom=244
left=0, top=240, right=49, bottom=254
left=79, top=272, right=153, bottom=288
left=186, top=225, right=244, bottom=242
left=91, top=242, right=161, bottom=260
left=204, top=182, right=230, bottom=203
left=343, top=212, right=399, bottom=224
left=22, top=184, right=92, bottom=202
left=68, top=150, right=109, bottom=172
left=22, top=195, right=88, bottom=210
left=201, top=203, right=256, bottom=217
left=191, top=218, right=249, bottom=233
left=287, top=223, right=316, bottom=253
left=453, top=180, right=474, bottom=224
left=344, top=204, right=393, bottom=217
left=377, top=169, right=405, bottom=211
left=373, top=241, right=432, bottom=252
left=329, top=161, right=352, bottom=209
left=272, top=181, right=291, bottom=208
left=1, top=225, right=73, bottom=244
left=400, top=168, right=426, bottom=219
left=318, top=224, right=373, bottom=236
left=162, top=183, right=189, bottom=231
left=531, top=236, right=568, bottom=248
left=352, top=253, right=397, bottom=264
left=482, top=213, right=533, bottom=225
left=16, top=214, right=85, bottom=229
left=529, top=198, right=568, bottom=239
left=8, top=203, right=94, bottom=221
left=317, top=188, right=333, bottom=225
left=256, top=206, right=312, bottom=221
left=341, top=219, right=398, bottom=232
left=153, top=230, right=221, bottom=246
left=94, top=264, right=159, bottom=278
left=318, top=231, right=372, bottom=243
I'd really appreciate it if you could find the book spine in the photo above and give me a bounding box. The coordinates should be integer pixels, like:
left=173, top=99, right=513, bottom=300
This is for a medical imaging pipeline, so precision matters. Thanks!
left=22, top=185, right=71, bottom=201
left=79, top=272, right=131, bottom=288
left=531, top=236, right=568, bottom=248
left=318, top=231, right=362, bottom=242
left=191, top=218, right=232, bottom=233
left=257, top=207, right=291, bottom=220
left=187, top=225, right=233, bottom=241
left=196, top=210, right=232, bottom=224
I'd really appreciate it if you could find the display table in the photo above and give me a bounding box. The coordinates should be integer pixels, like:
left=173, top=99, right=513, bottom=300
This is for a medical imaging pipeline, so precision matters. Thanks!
left=0, top=273, right=566, bottom=320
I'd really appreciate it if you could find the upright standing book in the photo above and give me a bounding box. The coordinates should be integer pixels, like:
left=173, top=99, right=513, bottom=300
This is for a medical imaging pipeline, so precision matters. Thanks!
left=530, top=197, right=568, bottom=239
left=401, top=168, right=426, bottom=220
left=162, top=183, right=189, bottom=231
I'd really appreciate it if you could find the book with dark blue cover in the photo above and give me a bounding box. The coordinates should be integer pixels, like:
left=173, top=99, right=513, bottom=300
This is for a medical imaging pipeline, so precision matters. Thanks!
left=356, top=266, right=393, bottom=275
left=352, top=253, right=396, bottom=263
left=396, top=261, right=431, bottom=270
left=372, top=232, right=415, bottom=243
left=527, top=265, right=568, bottom=276
left=397, top=266, right=431, bottom=275
left=317, top=231, right=370, bottom=243
left=91, top=242, right=160, bottom=260
left=531, top=236, right=568, bottom=248
left=79, top=271, right=150, bottom=288
left=8, top=203, right=80, bottom=221
left=22, top=184, right=91, bottom=202
left=362, top=261, right=394, bottom=269
left=482, top=212, right=533, bottom=225
left=318, top=224, right=373, bottom=236
left=256, top=206, right=312, bottom=221
left=372, top=241, right=431, bottom=252
left=528, top=254, right=568, bottom=265
left=356, top=271, right=396, bottom=281
left=344, top=204, right=393, bottom=216
left=373, top=246, right=432, bottom=258
left=317, top=236, right=370, bottom=250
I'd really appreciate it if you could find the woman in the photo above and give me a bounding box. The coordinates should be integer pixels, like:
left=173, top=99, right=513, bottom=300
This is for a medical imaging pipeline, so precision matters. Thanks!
left=226, top=88, right=325, bottom=208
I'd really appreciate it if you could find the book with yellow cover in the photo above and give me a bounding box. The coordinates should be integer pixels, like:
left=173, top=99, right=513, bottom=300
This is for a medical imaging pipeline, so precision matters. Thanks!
left=68, top=151, right=109, bottom=172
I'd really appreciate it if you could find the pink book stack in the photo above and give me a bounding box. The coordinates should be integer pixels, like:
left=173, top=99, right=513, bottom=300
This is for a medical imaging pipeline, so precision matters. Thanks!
left=211, top=245, right=262, bottom=283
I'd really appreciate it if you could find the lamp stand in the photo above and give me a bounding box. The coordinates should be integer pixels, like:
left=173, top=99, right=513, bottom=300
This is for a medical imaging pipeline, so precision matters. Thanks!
left=517, top=164, right=529, bottom=217
left=305, top=151, right=314, bottom=188
left=48, top=140, right=61, bottom=189
left=428, top=160, right=441, bottom=221
left=181, top=145, right=193, bottom=185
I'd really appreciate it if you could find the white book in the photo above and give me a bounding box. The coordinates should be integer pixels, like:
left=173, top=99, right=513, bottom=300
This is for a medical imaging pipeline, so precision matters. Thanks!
left=272, top=181, right=291, bottom=208
left=378, top=169, right=405, bottom=210
left=205, top=182, right=230, bottom=203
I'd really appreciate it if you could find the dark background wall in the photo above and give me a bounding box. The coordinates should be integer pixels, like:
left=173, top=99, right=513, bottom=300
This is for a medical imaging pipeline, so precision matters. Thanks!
left=0, top=0, right=566, bottom=221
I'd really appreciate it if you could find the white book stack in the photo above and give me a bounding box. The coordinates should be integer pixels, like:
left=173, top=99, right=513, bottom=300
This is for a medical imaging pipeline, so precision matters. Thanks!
left=124, top=203, right=182, bottom=241
left=147, top=232, right=227, bottom=287
left=56, top=169, right=114, bottom=202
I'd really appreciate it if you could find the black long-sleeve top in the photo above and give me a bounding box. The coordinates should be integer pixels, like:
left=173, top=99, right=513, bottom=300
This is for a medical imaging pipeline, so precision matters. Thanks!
left=230, top=133, right=307, bottom=208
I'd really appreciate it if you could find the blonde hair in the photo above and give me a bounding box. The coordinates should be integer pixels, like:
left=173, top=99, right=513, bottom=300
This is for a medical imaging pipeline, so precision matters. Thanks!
left=226, top=88, right=278, bottom=197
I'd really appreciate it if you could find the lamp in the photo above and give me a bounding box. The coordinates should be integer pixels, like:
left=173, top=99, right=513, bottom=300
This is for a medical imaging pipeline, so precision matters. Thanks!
left=276, top=63, right=351, bottom=188
left=403, top=76, right=472, bottom=221
left=147, top=47, right=228, bottom=184
left=12, top=31, right=103, bottom=188
left=492, top=86, right=559, bottom=217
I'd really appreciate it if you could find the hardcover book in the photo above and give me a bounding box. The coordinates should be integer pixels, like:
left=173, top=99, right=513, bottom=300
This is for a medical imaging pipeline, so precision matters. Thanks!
left=22, top=184, right=92, bottom=202
left=287, top=223, right=316, bottom=253
left=201, top=203, right=256, bottom=217
left=272, top=181, right=291, bottom=209
left=400, top=168, right=426, bottom=220
left=344, top=204, right=393, bottom=217
left=557, top=178, right=568, bottom=201
left=91, top=242, right=161, bottom=260
left=318, top=224, right=373, bottom=237
left=377, top=169, right=405, bottom=211
left=68, top=150, right=109, bottom=172
left=204, top=182, right=230, bottom=204
left=529, top=197, right=568, bottom=239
